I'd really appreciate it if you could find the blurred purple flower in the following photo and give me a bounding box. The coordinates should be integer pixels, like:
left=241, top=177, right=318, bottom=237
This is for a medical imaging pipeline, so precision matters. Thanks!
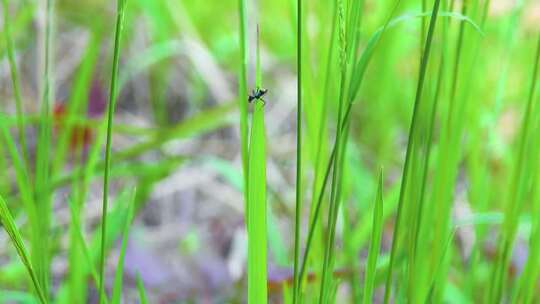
left=87, top=79, right=106, bottom=117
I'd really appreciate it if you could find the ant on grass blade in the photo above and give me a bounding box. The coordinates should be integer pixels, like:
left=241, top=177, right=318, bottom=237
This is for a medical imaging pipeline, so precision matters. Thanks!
left=248, top=88, right=268, bottom=105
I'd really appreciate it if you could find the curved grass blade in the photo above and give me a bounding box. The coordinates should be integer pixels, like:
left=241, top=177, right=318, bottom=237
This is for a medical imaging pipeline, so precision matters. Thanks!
left=348, top=11, right=483, bottom=104
left=136, top=272, right=149, bottom=304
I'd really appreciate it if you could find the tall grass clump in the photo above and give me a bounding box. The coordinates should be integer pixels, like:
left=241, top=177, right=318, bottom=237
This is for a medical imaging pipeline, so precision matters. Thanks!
left=296, top=0, right=402, bottom=301
left=384, top=0, right=441, bottom=301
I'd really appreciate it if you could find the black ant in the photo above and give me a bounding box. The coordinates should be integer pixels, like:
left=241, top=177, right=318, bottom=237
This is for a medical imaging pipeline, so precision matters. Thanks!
left=248, top=88, right=268, bottom=105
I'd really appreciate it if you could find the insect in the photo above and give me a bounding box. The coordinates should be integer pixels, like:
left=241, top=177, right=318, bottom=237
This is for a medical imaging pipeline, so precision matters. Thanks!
left=248, top=88, right=268, bottom=105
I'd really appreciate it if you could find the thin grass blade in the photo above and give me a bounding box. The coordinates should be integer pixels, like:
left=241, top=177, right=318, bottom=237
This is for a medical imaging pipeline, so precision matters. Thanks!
left=362, top=170, right=384, bottom=304
left=99, top=0, right=128, bottom=303
left=136, top=272, right=149, bottom=304
left=111, top=189, right=137, bottom=304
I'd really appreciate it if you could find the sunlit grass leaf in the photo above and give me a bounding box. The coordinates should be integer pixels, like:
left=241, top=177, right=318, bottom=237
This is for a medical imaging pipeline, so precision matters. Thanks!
left=247, top=100, right=268, bottom=304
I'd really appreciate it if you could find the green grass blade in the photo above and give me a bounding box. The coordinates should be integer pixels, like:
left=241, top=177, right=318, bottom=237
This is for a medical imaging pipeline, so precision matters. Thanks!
left=237, top=0, right=249, bottom=215
left=362, top=170, right=384, bottom=304
left=247, top=100, right=268, bottom=303
left=99, top=0, right=128, bottom=303
left=136, top=272, right=149, bottom=304
left=111, top=189, right=136, bottom=304
left=0, top=195, right=47, bottom=304
left=292, top=0, right=303, bottom=302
